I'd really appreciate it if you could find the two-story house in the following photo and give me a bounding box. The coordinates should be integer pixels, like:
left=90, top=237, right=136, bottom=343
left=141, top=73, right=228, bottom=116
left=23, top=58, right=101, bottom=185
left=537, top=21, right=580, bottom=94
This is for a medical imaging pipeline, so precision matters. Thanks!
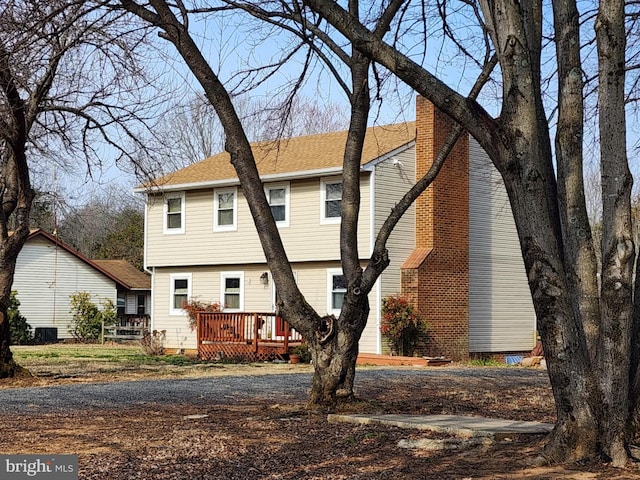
left=139, top=98, right=536, bottom=360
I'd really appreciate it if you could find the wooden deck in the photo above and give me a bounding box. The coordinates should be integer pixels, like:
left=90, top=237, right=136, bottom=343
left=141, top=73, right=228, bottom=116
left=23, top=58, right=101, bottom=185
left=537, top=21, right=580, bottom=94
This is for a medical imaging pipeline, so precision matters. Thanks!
left=196, top=312, right=303, bottom=361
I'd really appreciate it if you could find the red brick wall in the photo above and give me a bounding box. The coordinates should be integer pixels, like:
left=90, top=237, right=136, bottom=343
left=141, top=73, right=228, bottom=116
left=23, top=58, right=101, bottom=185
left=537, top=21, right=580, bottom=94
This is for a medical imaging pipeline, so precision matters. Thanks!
left=402, top=97, right=470, bottom=360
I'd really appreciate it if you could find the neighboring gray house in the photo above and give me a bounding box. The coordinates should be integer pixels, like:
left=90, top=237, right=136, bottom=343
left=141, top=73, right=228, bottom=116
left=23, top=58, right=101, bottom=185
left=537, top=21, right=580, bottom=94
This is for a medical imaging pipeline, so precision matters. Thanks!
left=12, top=229, right=150, bottom=341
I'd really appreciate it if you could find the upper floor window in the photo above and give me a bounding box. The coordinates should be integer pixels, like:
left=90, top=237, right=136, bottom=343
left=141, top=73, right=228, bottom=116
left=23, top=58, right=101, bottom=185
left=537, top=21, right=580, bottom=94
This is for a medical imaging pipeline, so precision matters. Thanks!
left=321, top=178, right=342, bottom=224
left=214, top=187, right=237, bottom=231
left=164, top=192, right=185, bottom=234
left=170, top=273, right=191, bottom=316
left=265, top=182, right=290, bottom=227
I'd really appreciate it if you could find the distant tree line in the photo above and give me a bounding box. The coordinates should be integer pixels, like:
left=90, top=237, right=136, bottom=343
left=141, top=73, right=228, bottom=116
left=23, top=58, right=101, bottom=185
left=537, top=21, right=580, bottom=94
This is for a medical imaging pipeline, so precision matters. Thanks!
left=26, top=184, right=144, bottom=271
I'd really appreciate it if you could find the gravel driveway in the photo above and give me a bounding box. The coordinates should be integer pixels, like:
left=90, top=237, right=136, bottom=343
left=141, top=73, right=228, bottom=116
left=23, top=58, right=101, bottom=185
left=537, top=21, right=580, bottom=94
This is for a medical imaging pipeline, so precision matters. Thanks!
left=0, top=367, right=550, bottom=414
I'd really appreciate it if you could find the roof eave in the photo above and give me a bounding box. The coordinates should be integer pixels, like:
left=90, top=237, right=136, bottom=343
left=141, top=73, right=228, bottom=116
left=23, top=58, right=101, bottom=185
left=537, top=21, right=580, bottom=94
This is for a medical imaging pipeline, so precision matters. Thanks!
left=361, top=140, right=415, bottom=171
left=136, top=166, right=346, bottom=193
left=135, top=140, right=415, bottom=193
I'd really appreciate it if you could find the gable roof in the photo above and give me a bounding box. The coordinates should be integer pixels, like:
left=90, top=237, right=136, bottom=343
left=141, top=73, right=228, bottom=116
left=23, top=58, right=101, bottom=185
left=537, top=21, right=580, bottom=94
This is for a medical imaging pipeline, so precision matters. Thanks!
left=140, top=121, right=415, bottom=191
left=26, top=229, right=149, bottom=291
left=93, top=260, right=151, bottom=290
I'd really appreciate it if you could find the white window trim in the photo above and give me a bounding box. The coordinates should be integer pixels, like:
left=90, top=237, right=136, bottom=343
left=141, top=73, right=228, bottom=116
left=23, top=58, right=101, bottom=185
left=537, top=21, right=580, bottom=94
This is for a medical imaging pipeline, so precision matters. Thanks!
left=326, top=268, right=346, bottom=315
left=320, top=177, right=342, bottom=225
left=170, top=273, right=192, bottom=316
left=265, top=182, right=290, bottom=227
left=220, top=271, right=244, bottom=312
left=163, top=192, right=185, bottom=234
left=214, top=187, right=238, bottom=232
left=271, top=270, right=298, bottom=312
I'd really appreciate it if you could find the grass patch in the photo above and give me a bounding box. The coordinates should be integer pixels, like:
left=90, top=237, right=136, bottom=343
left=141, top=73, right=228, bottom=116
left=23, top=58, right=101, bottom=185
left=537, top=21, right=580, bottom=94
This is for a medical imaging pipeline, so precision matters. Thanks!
left=10, top=343, right=208, bottom=377
left=136, top=354, right=201, bottom=366
left=467, top=358, right=505, bottom=367
left=5, top=343, right=313, bottom=384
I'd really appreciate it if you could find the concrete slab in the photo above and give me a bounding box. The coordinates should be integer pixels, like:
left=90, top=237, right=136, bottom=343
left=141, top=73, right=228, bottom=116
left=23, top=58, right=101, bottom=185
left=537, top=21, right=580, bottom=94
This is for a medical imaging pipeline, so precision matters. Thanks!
left=327, top=414, right=554, bottom=438
left=355, top=353, right=452, bottom=366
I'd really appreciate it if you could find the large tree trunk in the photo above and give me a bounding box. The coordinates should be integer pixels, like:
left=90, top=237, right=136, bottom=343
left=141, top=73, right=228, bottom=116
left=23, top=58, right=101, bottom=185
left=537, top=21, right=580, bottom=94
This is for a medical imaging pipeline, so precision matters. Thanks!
left=594, top=0, right=633, bottom=466
left=308, top=298, right=369, bottom=406
left=500, top=148, right=598, bottom=463
left=0, top=308, right=18, bottom=378
left=478, top=0, right=599, bottom=459
left=0, top=259, right=29, bottom=378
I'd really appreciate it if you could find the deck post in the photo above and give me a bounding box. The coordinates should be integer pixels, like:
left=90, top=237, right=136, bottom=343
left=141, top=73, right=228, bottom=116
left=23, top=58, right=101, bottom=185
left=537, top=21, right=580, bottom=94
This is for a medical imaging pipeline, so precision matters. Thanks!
left=253, top=313, right=259, bottom=354
left=196, top=312, right=202, bottom=352
left=283, top=318, right=289, bottom=354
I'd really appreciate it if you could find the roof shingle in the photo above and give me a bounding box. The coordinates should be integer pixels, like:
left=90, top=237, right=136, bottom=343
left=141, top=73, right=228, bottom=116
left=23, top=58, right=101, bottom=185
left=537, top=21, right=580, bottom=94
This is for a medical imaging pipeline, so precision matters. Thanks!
left=149, top=121, right=415, bottom=188
left=92, top=260, right=151, bottom=290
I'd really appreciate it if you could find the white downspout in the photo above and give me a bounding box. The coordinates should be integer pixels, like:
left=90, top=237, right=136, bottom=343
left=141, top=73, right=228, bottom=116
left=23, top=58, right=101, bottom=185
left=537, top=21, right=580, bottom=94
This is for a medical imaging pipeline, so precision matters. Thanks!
left=142, top=195, right=154, bottom=331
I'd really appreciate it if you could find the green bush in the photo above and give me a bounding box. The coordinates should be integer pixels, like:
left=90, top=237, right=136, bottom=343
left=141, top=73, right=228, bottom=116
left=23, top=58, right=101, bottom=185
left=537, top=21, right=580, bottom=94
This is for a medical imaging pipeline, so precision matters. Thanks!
left=292, top=343, right=312, bottom=363
left=8, top=291, right=33, bottom=345
left=69, top=292, right=118, bottom=341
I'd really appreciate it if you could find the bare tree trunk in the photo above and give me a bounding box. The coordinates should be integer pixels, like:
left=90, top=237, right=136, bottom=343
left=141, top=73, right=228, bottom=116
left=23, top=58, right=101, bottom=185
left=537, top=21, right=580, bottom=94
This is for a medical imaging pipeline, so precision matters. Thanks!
left=553, top=0, right=600, bottom=365
left=595, top=0, right=633, bottom=466
left=308, top=299, right=369, bottom=406
left=501, top=152, right=598, bottom=463
left=0, top=309, right=17, bottom=378
left=0, top=259, right=29, bottom=378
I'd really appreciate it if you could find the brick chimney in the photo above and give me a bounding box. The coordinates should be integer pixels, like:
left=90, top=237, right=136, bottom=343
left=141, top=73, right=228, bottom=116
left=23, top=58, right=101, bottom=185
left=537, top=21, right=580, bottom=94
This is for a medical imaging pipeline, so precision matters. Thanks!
left=401, top=97, right=470, bottom=360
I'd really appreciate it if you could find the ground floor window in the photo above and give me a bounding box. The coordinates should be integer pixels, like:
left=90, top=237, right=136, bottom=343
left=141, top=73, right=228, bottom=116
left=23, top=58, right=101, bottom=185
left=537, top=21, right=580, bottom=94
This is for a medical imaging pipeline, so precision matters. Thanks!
left=327, top=269, right=346, bottom=314
left=170, top=273, right=192, bottom=315
left=221, top=272, right=244, bottom=311
left=137, top=294, right=147, bottom=315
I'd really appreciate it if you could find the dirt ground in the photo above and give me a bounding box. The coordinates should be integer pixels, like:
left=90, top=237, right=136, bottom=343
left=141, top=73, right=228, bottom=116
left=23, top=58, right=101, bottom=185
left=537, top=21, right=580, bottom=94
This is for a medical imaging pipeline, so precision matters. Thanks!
left=1, top=358, right=640, bottom=479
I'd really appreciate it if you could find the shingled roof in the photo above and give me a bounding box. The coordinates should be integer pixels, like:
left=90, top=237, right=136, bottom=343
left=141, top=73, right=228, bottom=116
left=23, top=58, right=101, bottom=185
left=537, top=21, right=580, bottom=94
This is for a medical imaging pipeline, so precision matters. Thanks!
left=26, top=230, right=150, bottom=291
left=93, top=260, right=151, bottom=290
left=144, top=121, right=415, bottom=190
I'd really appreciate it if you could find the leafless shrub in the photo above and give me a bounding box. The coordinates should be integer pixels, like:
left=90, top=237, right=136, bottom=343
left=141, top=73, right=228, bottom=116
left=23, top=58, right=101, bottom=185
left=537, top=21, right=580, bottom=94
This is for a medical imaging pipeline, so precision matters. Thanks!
left=140, top=330, right=166, bottom=356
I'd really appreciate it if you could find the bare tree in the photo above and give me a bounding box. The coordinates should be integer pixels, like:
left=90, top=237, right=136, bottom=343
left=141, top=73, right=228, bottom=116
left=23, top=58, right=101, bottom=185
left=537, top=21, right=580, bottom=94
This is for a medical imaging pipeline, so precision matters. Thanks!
left=0, top=0, right=161, bottom=376
left=300, top=0, right=640, bottom=467
left=116, top=0, right=495, bottom=405
left=57, top=184, right=144, bottom=268
left=149, top=91, right=349, bottom=175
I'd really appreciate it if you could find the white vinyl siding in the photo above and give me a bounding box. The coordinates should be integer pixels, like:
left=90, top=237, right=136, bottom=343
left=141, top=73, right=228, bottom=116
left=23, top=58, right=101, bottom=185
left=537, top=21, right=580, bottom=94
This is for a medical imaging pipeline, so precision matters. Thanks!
left=13, top=237, right=116, bottom=339
left=153, top=263, right=379, bottom=353
left=468, top=137, right=536, bottom=352
left=374, top=148, right=417, bottom=299
left=366, top=147, right=417, bottom=354
left=145, top=178, right=371, bottom=267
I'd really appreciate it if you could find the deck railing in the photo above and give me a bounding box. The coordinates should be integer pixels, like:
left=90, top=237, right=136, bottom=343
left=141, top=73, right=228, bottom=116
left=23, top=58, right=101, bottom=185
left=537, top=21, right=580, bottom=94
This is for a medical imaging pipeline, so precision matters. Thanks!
left=196, top=311, right=303, bottom=360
